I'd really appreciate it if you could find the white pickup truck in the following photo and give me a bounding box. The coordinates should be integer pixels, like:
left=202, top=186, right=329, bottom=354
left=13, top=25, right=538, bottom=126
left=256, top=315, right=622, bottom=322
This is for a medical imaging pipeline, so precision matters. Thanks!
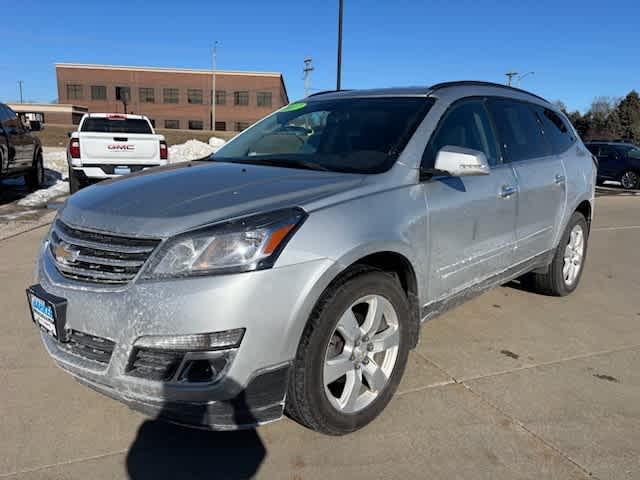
left=67, top=113, right=168, bottom=193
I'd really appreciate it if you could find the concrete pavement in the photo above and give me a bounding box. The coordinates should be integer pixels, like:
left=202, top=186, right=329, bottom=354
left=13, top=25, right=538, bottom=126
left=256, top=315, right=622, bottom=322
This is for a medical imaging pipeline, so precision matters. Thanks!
left=1, top=195, right=639, bottom=479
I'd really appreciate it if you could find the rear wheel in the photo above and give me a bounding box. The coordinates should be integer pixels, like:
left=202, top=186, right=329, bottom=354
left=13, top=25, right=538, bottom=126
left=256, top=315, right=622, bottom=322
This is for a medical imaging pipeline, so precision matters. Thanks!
left=69, top=167, right=83, bottom=194
left=620, top=170, right=639, bottom=190
left=25, top=151, right=44, bottom=190
left=286, top=269, right=411, bottom=435
left=527, top=211, right=588, bottom=296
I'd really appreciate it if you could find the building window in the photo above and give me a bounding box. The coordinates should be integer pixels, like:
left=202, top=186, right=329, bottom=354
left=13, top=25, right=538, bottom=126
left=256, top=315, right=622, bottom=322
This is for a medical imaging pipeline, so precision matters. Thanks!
left=188, top=120, right=204, bottom=130
left=234, top=91, right=249, bottom=106
left=236, top=121, right=251, bottom=132
left=187, top=89, right=203, bottom=104
left=163, top=88, right=179, bottom=104
left=91, top=85, right=106, bottom=101
left=215, top=90, right=226, bottom=105
left=66, top=84, right=83, bottom=100
left=164, top=119, right=180, bottom=129
left=139, top=87, right=155, bottom=103
left=115, top=86, right=131, bottom=102
left=257, top=92, right=272, bottom=107
left=215, top=121, right=226, bottom=131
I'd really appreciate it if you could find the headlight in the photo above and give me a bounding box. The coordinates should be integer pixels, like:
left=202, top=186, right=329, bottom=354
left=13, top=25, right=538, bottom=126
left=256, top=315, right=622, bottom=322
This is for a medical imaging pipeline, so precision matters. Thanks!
left=141, top=208, right=306, bottom=279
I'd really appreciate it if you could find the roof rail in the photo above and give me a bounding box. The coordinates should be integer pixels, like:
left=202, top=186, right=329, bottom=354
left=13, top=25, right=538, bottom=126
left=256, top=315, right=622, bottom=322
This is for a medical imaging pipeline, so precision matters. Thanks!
left=307, top=89, right=352, bottom=98
left=428, top=81, right=549, bottom=103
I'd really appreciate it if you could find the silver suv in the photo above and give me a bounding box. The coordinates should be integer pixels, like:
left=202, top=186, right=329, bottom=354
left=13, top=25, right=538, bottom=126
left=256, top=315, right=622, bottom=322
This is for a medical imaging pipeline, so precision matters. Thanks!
left=28, top=82, right=595, bottom=435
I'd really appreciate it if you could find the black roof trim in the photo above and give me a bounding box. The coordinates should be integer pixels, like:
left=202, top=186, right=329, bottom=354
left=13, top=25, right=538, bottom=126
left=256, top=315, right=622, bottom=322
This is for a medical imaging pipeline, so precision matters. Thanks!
left=307, top=89, right=353, bottom=98
left=428, top=81, right=549, bottom=103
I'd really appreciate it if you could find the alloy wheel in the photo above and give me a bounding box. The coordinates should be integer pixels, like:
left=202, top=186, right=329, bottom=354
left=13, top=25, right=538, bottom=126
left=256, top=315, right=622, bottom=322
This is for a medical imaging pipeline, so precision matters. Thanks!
left=563, top=224, right=585, bottom=286
left=323, top=294, right=400, bottom=414
left=621, top=171, right=638, bottom=190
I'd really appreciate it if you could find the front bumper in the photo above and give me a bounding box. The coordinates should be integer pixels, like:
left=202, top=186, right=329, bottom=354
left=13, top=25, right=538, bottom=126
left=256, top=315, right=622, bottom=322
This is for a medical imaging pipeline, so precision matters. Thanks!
left=35, top=240, right=336, bottom=429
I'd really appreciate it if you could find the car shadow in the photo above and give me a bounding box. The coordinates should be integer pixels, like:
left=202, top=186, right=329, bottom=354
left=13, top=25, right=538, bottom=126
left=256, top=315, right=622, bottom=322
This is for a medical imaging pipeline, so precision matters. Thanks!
left=0, top=168, right=63, bottom=206
left=126, top=382, right=267, bottom=480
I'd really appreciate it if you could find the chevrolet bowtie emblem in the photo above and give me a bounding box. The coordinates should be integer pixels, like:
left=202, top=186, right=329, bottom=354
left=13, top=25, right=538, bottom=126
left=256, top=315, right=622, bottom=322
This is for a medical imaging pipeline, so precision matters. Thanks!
left=54, top=243, right=80, bottom=264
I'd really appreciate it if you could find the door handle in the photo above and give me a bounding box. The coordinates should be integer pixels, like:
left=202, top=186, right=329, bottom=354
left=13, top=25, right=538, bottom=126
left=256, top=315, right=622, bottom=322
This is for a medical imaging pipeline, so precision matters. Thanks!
left=555, top=174, right=566, bottom=184
left=500, top=185, right=517, bottom=198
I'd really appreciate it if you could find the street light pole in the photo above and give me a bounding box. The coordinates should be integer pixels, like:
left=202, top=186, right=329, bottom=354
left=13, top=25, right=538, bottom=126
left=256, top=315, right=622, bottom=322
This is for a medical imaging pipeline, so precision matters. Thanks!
left=18, top=80, right=24, bottom=104
left=336, top=0, right=343, bottom=90
left=211, top=41, right=219, bottom=131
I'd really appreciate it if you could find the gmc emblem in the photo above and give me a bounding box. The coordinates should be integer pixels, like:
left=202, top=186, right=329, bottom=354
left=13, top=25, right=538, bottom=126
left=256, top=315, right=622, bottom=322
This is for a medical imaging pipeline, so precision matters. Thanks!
left=108, top=144, right=135, bottom=151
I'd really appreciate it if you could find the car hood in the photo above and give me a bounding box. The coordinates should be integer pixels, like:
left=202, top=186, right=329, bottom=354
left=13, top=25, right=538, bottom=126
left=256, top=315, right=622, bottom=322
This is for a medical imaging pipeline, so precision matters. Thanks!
left=60, top=161, right=365, bottom=238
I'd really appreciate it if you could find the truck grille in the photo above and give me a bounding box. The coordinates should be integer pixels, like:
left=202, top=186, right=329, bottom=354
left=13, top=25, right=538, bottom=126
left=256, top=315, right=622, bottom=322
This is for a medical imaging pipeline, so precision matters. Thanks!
left=59, top=330, right=115, bottom=365
left=49, top=220, right=159, bottom=285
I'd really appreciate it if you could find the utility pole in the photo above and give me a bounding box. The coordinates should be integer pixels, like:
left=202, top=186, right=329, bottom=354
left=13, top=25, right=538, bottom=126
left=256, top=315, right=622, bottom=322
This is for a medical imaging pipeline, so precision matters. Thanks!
left=505, top=71, right=518, bottom=86
left=303, top=57, right=314, bottom=97
left=211, top=41, right=219, bottom=131
left=336, top=0, right=344, bottom=90
left=18, top=80, right=24, bottom=104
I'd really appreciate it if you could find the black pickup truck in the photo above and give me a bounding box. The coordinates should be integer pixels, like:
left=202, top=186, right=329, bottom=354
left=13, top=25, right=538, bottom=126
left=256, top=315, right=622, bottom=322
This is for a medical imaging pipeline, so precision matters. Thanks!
left=0, top=103, right=44, bottom=189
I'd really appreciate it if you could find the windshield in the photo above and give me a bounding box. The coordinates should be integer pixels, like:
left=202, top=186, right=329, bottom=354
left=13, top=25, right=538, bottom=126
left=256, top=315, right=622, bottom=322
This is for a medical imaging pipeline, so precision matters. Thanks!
left=213, top=97, right=433, bottom=173
left=81, top=117, right=153, bottom=134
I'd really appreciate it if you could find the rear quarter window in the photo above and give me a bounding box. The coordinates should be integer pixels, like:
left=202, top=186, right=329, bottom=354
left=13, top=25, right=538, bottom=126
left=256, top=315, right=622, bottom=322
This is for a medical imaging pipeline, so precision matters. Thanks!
left=535, top=106, right=576, bottom=154
left=81, top=117, right=153, bottom=134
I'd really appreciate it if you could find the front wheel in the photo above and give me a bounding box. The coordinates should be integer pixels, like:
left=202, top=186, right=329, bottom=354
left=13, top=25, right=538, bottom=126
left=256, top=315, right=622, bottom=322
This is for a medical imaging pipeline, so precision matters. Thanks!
left=527, top=211, right=588, bottom=296
left=286, top=269, right=411, bottom=435
left=620, top=170, right=639, bottom=190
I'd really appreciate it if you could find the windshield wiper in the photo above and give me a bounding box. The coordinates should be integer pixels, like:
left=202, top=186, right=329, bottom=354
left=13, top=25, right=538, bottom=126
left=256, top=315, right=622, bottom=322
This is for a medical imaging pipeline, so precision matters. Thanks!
left=222, top=157, right=330, bottom=171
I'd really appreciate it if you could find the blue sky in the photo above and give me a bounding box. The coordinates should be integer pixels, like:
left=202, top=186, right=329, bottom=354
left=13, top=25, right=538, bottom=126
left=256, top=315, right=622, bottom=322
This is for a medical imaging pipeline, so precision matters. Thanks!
left=2, top=0, right=638, bottom=112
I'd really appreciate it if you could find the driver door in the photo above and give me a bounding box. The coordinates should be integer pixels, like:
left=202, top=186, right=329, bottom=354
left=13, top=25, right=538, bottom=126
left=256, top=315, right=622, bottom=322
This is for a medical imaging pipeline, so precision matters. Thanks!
left=422, top=98, right=518, bottom=302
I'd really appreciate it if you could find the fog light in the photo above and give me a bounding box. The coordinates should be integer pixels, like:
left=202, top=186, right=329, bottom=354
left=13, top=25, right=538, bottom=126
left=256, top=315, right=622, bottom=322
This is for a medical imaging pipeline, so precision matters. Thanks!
left=134, top=328, right=245, bottom=351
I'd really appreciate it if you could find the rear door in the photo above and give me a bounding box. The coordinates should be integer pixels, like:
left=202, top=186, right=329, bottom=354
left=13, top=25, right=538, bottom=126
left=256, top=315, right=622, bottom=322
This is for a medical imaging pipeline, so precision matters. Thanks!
left=79, top=116, right=159, bottom=163
left=594, top=145, right=619, bottom=179
left=423, top=98, right=518, bottom=301
left=487, top=98, right=566, bottom=262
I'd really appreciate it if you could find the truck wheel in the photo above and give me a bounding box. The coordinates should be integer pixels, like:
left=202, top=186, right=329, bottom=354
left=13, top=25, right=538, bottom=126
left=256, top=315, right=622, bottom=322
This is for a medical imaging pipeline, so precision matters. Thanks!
left=25, top=151, right=44, bottom=190
left=527, top=212, right=588, bottom=296
left=69, top=167, right=84, bottom=194
left=286, top=268, right=411, bottom=435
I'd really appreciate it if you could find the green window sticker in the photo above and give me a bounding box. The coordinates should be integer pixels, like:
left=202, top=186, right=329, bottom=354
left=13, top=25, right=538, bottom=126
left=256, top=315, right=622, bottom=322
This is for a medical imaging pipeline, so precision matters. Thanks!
left=281, top=102, right=307, bottom=112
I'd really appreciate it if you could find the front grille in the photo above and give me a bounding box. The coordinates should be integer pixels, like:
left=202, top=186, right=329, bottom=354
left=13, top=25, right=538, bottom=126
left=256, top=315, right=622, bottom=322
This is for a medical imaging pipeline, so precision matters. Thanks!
left=127, top=348, right=184, bottom=381
left=59, top=330, right=115, bottom=365
left=49, top=220, right=159, bottom=285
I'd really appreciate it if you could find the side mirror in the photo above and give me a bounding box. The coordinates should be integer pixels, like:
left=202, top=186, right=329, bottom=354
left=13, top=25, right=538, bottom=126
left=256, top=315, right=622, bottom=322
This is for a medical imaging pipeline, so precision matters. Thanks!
left=67, top=131, right=73, bottom=138
left=433, top=145, right=490, bottom=177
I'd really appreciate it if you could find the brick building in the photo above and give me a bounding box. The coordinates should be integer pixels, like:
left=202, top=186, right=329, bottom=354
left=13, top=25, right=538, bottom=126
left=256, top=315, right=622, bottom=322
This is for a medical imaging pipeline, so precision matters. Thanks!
left=55, top=63, right=289, bottom=132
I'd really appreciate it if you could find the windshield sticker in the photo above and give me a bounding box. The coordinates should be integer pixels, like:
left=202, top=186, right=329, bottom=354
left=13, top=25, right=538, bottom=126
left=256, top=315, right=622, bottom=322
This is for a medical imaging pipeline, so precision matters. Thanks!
left=281, top=102, right=307, bottom=112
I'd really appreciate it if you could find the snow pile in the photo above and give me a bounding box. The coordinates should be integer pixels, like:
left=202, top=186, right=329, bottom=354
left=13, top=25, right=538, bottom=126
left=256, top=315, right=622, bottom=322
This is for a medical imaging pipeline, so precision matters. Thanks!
left=16, top=147, right=69, bottom=207
left=43, top=147, right=68, bottom=179
left=168, top=138, right=226, bottom=163
left=208, top=137, right=226, bottom=151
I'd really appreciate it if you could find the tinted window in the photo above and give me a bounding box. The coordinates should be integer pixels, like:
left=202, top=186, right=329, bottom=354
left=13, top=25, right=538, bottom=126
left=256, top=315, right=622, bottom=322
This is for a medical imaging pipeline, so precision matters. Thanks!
left=0, top=104, right=10, bottom=122
left=423, top=99, right=500, bottom=167
left=534, top=106, right=575, bottom=154
left=488, top=98, right=549, bottom=161
left=81, top=117, right=152, bottom=134
left=216, top=97, right=433, bottom=174
left=585, top=144, right=599, bottom=155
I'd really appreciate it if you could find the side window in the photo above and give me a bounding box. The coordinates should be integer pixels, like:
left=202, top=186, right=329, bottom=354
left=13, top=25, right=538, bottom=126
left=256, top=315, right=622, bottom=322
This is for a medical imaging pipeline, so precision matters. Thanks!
left=2, top=106, right=20, bottom=129
left=487, top=98, right=548, bottom=162
left=423, top=99, right=500, bottom=168
left=535, top=106, right=575, bottom=154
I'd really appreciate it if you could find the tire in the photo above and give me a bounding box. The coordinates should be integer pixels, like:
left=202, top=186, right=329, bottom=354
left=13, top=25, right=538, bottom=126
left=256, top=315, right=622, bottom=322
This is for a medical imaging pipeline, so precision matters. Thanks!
left=69, top=167, right=82, bottom=194
left=25, top=151, right=44, bottom=190
left=527, top=211, right=588, bottom=296
left=286, top=268, right=411, bottom=435
left=620, top=170, right=639, bottom=190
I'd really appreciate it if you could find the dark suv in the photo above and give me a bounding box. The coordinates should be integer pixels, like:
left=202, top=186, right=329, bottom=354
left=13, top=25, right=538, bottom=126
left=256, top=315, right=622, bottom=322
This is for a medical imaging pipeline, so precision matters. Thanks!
left=0, top=102, right=44, bottom=190
left=585, top=141, right=640, bottom=190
